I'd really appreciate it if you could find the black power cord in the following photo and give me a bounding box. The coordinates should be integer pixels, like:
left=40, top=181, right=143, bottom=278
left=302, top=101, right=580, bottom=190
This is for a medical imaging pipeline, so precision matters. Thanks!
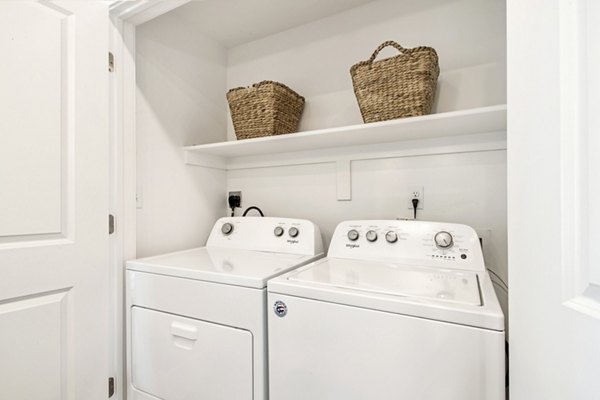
left=411, top=198, right=419, bottom=220
left=242, top=206, right=265, bottom=217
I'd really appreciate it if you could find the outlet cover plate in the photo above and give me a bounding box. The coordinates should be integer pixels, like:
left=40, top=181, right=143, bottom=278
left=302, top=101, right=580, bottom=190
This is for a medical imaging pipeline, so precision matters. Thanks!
left=407, top=185, right=424, bottom=209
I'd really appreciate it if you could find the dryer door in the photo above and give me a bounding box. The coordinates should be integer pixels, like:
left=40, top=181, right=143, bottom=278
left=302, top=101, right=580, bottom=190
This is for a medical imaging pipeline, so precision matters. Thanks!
left=131, top=306, right=253, bottom=400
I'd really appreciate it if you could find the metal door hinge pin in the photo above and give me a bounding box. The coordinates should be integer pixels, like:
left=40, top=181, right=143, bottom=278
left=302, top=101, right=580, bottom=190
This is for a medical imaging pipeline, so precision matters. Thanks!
left=108, top=377, right=115, bottom=397
left=109, top=214, right=115, bottom=235
left=109, top=52, right=115, bottom=72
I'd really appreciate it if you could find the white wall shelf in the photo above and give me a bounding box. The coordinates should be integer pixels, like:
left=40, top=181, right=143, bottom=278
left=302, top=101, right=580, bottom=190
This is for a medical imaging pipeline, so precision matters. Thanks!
left=184, top=104, right=507, bottom=167
left=184, top=104, right=507, bottom=200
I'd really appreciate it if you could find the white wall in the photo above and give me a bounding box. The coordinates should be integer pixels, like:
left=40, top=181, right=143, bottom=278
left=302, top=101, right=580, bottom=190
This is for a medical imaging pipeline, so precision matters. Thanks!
left=227, top=0, right=506, bottom=139
left=135, top=13, right=228, bottom=257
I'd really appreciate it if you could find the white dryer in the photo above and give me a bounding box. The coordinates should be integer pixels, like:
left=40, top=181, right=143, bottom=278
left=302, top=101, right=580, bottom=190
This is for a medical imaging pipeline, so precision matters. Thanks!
left=268, top=220, right=505, bottom=400
left=126, top=217, right=323, bottom=400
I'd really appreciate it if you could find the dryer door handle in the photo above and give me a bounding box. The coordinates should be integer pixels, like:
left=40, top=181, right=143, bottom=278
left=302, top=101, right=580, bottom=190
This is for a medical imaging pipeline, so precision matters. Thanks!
left=170, top=321, right=198, bottom=341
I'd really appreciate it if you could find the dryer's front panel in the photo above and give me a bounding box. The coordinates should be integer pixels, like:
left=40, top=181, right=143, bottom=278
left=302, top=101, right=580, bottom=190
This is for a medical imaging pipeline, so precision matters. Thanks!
left=131, top=306, right=253, bottom=400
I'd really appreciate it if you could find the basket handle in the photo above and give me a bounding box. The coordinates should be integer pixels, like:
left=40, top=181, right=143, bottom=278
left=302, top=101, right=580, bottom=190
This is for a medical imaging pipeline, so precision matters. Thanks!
left=367, top=41, right=406, bottom=64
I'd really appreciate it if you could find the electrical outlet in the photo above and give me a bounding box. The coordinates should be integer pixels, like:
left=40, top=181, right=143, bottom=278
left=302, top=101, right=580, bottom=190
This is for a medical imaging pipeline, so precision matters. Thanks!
left=407, top=185, right=424, bottom=209
left=228, top=191, right=242, bottom=208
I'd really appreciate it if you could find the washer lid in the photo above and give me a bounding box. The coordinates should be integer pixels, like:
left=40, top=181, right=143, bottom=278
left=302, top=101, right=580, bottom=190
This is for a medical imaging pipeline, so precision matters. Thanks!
left=287, top=258, right=481, bottom=306
left=126, top=247, right=322, bottom=289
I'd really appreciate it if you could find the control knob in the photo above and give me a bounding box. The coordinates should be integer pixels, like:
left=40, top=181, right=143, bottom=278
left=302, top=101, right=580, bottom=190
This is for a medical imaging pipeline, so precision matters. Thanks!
left=385, top=231, right=398, bottom=243
left=434, top=231, right=454, bottom=249
left=221, top=222, right=234, bottom=235
left=289, top=227, right=299, bottom=238
left=366, top=230, right=378, bottom=242
left=274, top=226, right=284, bottom=237
left=347, top=229, right=359, bottom=241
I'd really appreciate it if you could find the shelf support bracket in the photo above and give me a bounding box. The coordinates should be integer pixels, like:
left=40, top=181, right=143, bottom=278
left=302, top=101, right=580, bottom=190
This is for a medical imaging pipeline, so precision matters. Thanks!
left=336, top=159, right=352, bottom=201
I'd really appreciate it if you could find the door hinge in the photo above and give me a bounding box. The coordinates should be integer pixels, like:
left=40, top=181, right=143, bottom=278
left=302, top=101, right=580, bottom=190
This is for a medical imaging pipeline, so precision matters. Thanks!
left=108, top=52, right=115, bottom=72
left=109, top=214, right=116, bottom=235
left=108, top=377, right=115, bottom=398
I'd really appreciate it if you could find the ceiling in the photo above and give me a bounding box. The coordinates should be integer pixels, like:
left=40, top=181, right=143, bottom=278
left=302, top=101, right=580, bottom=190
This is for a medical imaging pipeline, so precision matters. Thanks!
left=166, top=0, right=377, bottom=48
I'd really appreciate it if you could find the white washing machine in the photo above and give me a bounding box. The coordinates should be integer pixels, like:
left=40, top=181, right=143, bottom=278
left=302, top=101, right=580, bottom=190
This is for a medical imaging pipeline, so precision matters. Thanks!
left=268, top=220, right=505, bottom=400
left=126, top=217, right=323, bottom=400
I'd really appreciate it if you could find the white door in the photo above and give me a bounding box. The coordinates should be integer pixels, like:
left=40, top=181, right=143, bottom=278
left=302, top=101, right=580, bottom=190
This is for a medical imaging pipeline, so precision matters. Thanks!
left=0, top=1, right=110, bottom=399
left=508, top=0, right=600, bottom=398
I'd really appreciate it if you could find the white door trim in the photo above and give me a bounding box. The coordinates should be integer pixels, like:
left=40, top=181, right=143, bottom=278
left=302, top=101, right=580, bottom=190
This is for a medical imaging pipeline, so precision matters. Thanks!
left=107, top=2, right=191, bottom=399
left=108, top=0, right=191, bottom=259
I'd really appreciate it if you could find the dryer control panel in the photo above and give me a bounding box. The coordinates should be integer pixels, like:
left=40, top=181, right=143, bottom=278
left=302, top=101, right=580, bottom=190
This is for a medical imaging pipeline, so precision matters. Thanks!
left=328, top=220, right=484, bottom=272
left=207, top=217, right=324, bottom=256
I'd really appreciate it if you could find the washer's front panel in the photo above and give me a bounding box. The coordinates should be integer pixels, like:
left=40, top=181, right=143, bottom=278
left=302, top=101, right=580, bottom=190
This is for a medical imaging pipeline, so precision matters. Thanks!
left=132, top=307, right=253, bottom=400
left=268, top=293, right=505, bottom=400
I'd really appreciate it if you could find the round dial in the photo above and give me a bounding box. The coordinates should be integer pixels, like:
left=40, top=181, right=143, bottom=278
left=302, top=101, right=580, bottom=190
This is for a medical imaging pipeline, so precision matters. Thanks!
left=385, top=231, right=398, bottom=243
left=221, top=222, right=234, bottom=235
left=274, top=226, right=284, bottom=237
left=347, top=229, right=359, bottom=241
left=366, top=230, right=378, bottom=242
left=288, top=227, right=299, bottom=238
left=434, top=231, right=454, bottom=249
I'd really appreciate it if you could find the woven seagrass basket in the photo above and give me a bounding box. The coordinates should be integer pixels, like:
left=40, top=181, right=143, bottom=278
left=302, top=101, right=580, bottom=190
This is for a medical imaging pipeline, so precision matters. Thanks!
left=226, top=81, right=305, bottom=140
left=350, top=41, right=439, bottom=123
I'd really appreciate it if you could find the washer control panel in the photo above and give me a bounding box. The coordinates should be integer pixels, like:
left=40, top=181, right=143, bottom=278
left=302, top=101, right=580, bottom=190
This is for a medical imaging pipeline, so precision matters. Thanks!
left=328, top=220, right=484, bottom=272
left=207, top=217, right=324, bottom=256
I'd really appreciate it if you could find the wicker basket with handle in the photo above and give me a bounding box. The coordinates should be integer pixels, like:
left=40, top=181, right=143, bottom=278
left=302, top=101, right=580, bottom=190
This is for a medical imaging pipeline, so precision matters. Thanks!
left=350, top=41, right=439, bottom=123
left=226, top=80, right=305, bottom=140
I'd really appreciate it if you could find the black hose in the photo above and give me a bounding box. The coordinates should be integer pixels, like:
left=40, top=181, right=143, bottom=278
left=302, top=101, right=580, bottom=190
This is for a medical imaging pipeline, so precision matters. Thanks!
left=242, top=206, right=264, bottom=217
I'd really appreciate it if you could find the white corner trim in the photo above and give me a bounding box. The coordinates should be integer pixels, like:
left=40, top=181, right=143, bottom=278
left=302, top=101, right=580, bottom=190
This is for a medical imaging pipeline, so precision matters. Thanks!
left=109, top=0, right=190, bottom=26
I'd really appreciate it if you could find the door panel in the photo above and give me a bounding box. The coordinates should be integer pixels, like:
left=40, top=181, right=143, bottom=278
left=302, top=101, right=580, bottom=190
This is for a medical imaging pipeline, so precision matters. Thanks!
left=0, top=2, right=69, bottom=238
left=0, top=2, right=109, bottom=399
left=0, top=290, right=70, bottom=399
left=558, top=0, right=600, bottom=315
left=586, top=0, right=600, bottom=287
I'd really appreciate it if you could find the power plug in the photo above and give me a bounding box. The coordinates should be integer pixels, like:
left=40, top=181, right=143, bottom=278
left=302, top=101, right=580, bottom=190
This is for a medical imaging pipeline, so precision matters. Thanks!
left=228, top=191, right=242, bottom=216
